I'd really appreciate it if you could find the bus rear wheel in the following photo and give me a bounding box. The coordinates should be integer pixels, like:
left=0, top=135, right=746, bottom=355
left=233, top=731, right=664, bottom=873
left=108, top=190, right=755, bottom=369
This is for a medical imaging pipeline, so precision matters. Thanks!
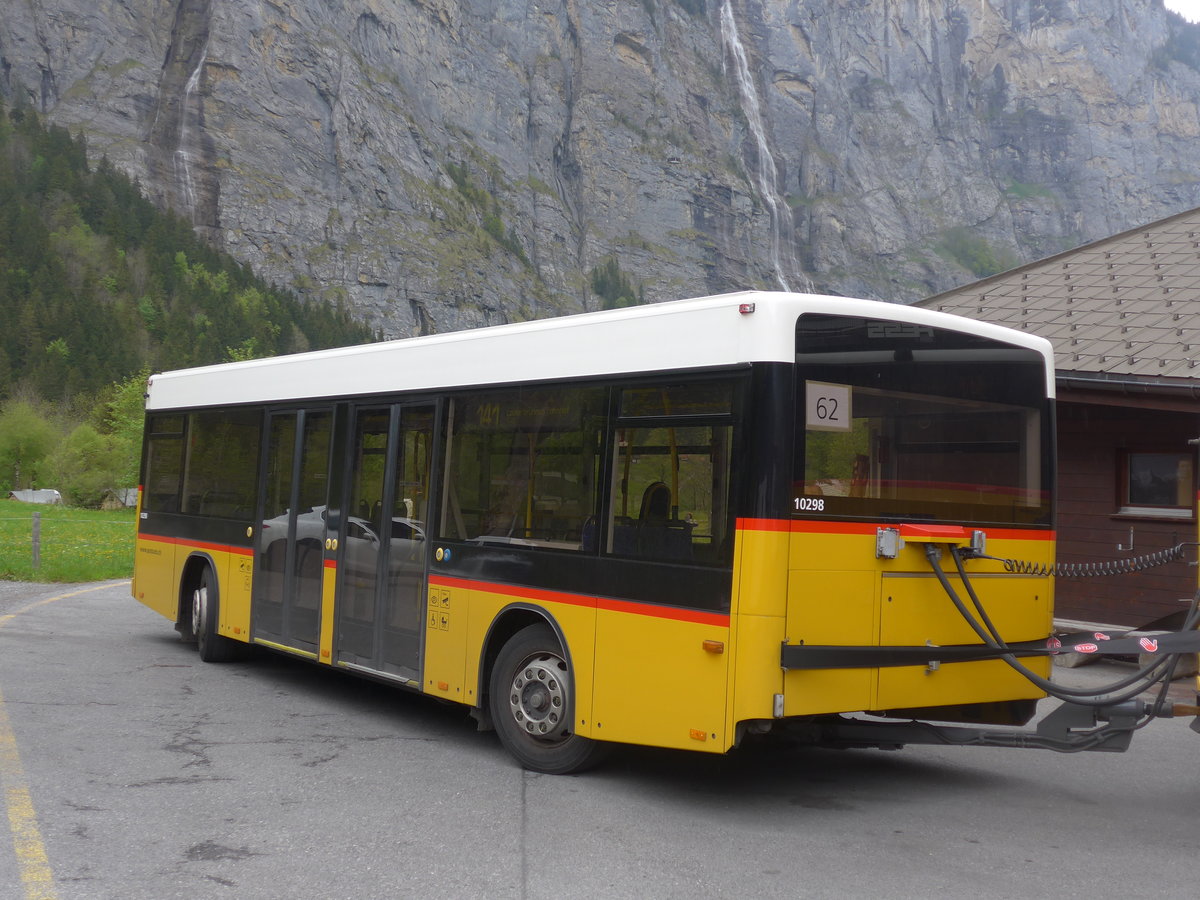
left=489, top=624, right=607, bottom=774
left=192, top=566, right=240, bottom=663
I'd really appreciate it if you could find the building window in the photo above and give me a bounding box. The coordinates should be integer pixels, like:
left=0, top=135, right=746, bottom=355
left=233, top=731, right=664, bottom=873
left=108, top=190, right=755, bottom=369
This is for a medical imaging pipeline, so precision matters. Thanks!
left=1120, top=451, right=1194, bottom=519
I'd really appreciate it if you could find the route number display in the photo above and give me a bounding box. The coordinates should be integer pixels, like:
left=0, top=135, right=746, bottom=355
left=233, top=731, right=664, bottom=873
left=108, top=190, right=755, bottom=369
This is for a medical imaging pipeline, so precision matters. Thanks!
left=805, top=381, right=851, bottom=432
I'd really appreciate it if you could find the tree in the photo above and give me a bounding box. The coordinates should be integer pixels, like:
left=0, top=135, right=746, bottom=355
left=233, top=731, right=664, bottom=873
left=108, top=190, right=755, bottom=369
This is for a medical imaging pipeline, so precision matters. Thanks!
left=0, top=399, right=59, bottom=490
left=590, top=257, right=642, bottom=310
left=98, top=369, right=149, bottom=487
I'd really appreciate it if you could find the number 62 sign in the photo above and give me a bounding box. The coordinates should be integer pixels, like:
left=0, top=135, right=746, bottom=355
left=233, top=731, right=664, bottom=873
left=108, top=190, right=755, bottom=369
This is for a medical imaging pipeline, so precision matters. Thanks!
left=805, top=381, right=852, bottom=432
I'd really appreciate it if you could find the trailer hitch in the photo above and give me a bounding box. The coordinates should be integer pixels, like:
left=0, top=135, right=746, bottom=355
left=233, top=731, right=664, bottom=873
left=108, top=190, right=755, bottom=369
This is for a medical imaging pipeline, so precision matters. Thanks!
left=793, top=696, right=1193, bottom=754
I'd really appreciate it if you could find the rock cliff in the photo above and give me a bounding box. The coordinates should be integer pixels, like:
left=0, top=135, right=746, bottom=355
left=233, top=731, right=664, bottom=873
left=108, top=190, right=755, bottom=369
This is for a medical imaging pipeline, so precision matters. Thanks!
left=2, top=0, right=1199, bottom=336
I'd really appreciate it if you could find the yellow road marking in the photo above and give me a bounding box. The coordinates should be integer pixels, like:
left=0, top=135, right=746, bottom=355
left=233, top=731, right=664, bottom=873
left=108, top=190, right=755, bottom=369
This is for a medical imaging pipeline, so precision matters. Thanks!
left=0, top=581, right=128, bottom=631
left=0, top=581, right=129, bottom=900
left=1, top=692, right=56, bottom=900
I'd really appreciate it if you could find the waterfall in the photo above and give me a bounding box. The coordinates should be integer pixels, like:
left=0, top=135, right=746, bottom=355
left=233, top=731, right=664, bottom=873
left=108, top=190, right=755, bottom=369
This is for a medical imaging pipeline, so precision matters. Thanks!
left=719, top=0, right=801, bottom=293
left=174, top=40, right=208, bottom=221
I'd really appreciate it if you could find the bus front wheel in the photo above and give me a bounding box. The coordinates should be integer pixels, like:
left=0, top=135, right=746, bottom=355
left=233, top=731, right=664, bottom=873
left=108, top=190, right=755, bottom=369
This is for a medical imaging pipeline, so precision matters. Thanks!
left=192, top=567, right=240, bottom=663
left=489, top=624, right=607, bottom=774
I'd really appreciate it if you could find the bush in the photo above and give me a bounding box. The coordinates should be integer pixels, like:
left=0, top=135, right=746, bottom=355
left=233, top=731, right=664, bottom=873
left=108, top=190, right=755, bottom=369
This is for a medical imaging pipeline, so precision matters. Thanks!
left=44, top=424, right=121, bottom=507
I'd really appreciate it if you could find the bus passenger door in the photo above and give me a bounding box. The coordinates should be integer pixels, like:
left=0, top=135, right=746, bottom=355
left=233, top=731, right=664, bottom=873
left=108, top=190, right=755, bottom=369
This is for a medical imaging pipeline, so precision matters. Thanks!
left=253, top=408, right=334, bottom=654
left=336, top=404, right=434, bottom=682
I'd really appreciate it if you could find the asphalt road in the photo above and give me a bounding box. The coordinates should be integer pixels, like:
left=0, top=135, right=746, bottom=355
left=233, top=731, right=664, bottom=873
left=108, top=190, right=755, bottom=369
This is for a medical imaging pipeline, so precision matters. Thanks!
left=0, top=581, right=1196, bottom=900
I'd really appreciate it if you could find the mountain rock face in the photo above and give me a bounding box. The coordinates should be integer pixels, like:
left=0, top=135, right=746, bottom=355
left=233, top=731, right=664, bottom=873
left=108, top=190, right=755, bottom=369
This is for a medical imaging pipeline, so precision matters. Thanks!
left=3, top=0, right=1199, bottom=336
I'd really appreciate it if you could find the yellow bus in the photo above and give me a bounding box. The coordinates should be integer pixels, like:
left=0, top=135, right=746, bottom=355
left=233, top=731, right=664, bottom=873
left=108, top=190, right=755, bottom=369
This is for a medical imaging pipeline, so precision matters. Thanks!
left=133, top=290, right=1196, bottom=772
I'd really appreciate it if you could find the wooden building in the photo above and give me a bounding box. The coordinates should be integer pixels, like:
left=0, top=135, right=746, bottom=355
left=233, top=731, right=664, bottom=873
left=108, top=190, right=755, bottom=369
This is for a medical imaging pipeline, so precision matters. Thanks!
left=918, top=208, right=1200, bottom=627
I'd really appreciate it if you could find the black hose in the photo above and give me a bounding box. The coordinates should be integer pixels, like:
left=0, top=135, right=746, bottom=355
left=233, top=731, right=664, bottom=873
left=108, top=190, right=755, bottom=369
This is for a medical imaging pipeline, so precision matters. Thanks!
left=947, top=547, right=1185, bottom=700
left=925, top=544, right=1194, bottom=708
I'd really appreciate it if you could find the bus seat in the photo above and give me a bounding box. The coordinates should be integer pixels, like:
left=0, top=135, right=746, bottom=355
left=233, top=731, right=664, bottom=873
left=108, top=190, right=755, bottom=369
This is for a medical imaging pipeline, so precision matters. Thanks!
left=635, top=482, right=692, bottom=560
left=639, top=482, right=671, bottom=523
left=611, top=516, right=637, bottom=555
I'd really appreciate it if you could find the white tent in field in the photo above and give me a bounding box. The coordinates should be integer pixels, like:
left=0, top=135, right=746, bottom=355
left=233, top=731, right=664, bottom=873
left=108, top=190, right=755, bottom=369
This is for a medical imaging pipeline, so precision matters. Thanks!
left=6, top=489, right=62, bottom=504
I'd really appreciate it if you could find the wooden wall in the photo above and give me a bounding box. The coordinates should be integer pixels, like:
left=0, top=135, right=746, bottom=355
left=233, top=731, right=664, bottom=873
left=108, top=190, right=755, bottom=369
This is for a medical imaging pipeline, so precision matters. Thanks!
left=1054, top=395, right=1198, bottom=626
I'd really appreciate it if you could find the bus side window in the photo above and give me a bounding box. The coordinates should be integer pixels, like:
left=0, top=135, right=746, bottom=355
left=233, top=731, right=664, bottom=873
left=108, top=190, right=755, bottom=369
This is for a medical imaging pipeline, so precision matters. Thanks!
left=143, top=414, right=185, bottom=514
left=607, top=421, right=733, bottom=565
left=180, top=409, right=262, bottom=519
left=439, top=386, right=604, bottom=549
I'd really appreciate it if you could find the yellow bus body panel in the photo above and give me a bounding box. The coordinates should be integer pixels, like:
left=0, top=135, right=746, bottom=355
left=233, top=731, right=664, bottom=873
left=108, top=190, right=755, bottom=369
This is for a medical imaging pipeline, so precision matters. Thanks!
left=133, top=535, right=178, bottom=621
left=133, top=534, right=254, bottom=645
left=591, top=609, right=729, bottom=751
left=431, top=576, right=729, bottom=751
left=875, top=570, right=1049, bottom=708
left=221, top=550, right=253, bottom=641
left=422, top=582, right=472, bottom=703
left=782, top=524, right=1053, bottom=716
left=732, top=525, right=789, bottom=618
left=783, top=567, right=879, bottom=715
left=728, top=525, right=787, bottom=727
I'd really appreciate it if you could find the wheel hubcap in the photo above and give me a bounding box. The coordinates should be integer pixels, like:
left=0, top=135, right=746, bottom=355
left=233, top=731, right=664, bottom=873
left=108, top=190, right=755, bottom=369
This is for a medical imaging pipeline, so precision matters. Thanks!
left=192, top=585, right=206, bottom=637
left=508, top=652, right=568, bottom=742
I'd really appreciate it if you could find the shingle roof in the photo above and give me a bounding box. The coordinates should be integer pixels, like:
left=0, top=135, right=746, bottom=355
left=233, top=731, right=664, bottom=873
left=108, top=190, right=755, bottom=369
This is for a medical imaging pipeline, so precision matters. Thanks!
left=917, top=208, right=1200, bottom=384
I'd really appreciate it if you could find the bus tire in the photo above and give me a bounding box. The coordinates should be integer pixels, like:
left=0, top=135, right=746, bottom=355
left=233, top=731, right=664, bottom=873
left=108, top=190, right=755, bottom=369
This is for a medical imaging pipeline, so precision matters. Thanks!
left=489, top=624, right=607, bottom=774
left=192, top=566, right=240, bottom=663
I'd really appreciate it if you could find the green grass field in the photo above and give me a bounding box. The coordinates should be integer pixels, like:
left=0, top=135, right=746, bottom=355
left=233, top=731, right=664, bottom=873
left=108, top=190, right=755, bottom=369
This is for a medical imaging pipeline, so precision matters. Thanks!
left=0, top=501, right=136, bottom=582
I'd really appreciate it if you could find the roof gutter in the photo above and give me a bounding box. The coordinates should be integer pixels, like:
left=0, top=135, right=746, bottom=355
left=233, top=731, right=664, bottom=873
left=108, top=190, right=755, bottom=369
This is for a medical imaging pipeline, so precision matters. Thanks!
left=1056, top=371, right=1200, bottom=401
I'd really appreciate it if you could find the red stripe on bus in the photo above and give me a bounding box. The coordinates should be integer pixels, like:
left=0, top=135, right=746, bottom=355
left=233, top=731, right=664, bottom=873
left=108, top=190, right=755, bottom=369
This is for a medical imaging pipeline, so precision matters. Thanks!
left=429, top=574, right=729, bottom=627
left=735, top=517, right=791, bottom=532
left=137, top=534, right=255, bottom=556
left=739, top=518, right=1055, bottom=542
left=595, top=596, right=729, bottom=627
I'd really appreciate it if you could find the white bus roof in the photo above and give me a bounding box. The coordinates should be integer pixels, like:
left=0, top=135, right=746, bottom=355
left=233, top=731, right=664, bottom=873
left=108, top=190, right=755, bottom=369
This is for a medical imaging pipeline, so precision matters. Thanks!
left=145, top=291, right=1055, bottom=410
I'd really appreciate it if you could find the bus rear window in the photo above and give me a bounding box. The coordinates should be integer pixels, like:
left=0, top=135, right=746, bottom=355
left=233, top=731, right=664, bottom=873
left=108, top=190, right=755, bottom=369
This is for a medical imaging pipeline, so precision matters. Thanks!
left=794, top=314, right=1051, bottom=527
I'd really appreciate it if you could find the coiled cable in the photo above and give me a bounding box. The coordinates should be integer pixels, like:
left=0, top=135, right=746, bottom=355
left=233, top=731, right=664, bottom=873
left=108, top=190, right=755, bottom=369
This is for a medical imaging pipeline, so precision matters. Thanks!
left=994, top=543, right=1192, bottom=578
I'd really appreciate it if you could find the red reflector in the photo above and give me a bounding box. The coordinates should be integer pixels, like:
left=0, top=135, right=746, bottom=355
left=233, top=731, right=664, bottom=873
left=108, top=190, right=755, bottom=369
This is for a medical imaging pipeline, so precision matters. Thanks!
left=738, top=302, right=756, bottom=314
